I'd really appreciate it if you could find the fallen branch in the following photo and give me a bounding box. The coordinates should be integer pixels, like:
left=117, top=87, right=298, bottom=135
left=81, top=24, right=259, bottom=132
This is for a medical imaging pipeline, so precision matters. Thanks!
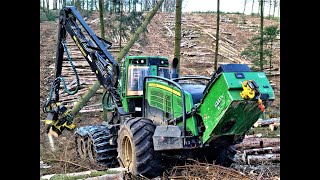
left=44, top=159, right=92, bottom=170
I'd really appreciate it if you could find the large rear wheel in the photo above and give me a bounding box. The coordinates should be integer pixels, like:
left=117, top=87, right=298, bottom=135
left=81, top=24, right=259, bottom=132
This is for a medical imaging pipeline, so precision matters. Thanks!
left=117, top=118, right=162, bottom=178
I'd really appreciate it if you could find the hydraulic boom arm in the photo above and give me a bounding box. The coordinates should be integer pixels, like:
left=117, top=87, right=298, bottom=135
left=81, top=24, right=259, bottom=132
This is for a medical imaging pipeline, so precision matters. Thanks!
left=43, top=6, right=119, bottom=136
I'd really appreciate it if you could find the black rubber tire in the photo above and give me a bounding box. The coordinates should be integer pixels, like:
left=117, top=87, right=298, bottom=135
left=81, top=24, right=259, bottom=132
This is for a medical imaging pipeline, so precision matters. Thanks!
left=215, top=145, right=236, bottom=167
left=75, top=125, right=118, bottom=168
left=117, top=118, right=162, bottom=178
left=75, top=134, right=87, bottom=160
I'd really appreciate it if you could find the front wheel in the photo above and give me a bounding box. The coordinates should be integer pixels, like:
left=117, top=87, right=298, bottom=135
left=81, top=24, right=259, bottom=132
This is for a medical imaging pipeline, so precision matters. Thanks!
left=117, top=118, right=162, bottom=178
left=215, top=145, right=236, bottom=167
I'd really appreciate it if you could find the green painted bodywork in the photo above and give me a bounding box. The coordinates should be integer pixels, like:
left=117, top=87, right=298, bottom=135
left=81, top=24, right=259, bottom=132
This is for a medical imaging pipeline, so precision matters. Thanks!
left=198, top=72, right=275, bottom=144
left=145, top=81, right=199, bottom=135
left=116, top=56, right=275, bottom=147
left=117, top=56, right=169, bottom=112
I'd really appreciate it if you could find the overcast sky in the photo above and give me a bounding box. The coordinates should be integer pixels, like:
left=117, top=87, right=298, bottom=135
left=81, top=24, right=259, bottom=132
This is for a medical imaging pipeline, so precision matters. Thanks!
left=45, top=0, right=280, bottom=17
left=183, top=0, right=280, bottom=17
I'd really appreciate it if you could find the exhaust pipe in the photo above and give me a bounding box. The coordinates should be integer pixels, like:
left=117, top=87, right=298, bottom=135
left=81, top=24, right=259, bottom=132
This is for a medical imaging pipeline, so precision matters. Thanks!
left=171, top=58, right=179, bottom=79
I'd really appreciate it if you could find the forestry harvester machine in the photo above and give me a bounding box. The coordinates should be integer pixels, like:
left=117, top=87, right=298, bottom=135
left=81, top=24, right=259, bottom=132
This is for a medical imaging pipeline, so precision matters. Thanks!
left=42, top=6, right=275, bottom=178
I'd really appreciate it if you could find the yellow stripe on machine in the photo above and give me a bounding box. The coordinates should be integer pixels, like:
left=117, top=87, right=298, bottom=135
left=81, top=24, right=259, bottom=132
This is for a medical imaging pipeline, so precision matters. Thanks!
left=149, top=83, right=181, bottom=96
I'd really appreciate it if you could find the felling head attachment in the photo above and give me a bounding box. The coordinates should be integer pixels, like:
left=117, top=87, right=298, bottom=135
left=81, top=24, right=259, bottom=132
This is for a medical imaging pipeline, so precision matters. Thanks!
left=42, top=102, right=76, bottom=137
left=240, top=80, right=265, bottom=112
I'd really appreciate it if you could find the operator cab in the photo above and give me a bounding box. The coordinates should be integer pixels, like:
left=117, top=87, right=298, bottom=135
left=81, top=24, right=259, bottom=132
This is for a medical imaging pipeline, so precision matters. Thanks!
left=126, top=57, right=170, bottom=96
left=121, top=56, right=170, bottom=116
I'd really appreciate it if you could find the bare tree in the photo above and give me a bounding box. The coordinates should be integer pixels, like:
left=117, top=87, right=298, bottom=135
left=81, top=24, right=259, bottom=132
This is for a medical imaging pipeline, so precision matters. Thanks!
left=272, top=0, right=277, bottom=18
left=42, top=0, right=46, bottom=12
left=99, top=0, right=106, bottom=39
left=259, top=0, right=264, bottom=71
left=251, top=0, right=255, bottom=14
left=268, top=0, right=272, bottom=18
left=258, top=0, right=260, bottom=15
left=214, top=0, right=220, bottom=71
left=278, top=0, right=280, bottom=17
left=243, top=0, right=247, bottom=14
left=174, top=0, right=182, bottom=74
left=87, top=0, right=89, bottom=16
left=53, top=0, right=58, bottom=10
left=46, top=0, right=49, bottom=10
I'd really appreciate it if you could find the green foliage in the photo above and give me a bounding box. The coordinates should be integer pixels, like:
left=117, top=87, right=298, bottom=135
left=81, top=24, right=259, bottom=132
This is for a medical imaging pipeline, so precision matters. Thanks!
left=107, top=11, right=147, bottom=46
left=241, top=25, right=280, bottom=70
left=40, top=10, right=59, bottom=22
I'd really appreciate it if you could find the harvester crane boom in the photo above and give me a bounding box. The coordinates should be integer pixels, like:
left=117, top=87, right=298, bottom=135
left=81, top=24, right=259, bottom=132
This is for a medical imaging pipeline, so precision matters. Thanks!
left=43, top=6, right=119, bottom=136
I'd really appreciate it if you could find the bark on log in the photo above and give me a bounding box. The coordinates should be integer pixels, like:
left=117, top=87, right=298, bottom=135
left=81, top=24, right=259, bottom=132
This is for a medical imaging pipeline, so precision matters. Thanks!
left=242, top=146, right=280, bottom=163
left=269, top=122, right=280, bottom=131
left=235, top=138, right=280, bottom=150
left=247, top=153, right=280, bottom=165
left=253, top=118, right=280, bottom=128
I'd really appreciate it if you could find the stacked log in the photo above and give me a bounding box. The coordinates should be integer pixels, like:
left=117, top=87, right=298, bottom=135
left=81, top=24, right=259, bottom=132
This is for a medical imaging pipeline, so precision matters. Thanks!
left=253, top=118, right=280, bottom=131
left=235, top=137, right=280, bottom=165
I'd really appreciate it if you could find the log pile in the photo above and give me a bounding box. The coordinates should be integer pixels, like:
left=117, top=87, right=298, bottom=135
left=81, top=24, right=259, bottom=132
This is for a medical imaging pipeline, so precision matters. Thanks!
left=235, top=137, right=280, bottom=165
left=253, top=118, right=280, bottom=131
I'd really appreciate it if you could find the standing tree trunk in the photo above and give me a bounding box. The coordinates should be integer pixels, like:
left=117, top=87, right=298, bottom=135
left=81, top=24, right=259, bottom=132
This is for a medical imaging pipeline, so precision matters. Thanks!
left=105, top=0, right=109, bottom=12
left=53, top=0, right=58, bottom=10
left=99, top=0, right=106, bottom=39
left=144, top=0, right=148, bottom=11
left=46, top=0, right=49, bottom=10
left=251, top=0, right=255, bottom=15
left=214, top=0, right=220, bottom=71
left=63, top=0, right=66, bottom=7
left=243, top=0, right=247, bottom=14
left=133, top=0, right=137, bottom=12
left=43, top=0, right=46, bottom=12
left=140, top=0, right=142, bottom=11
left=129, top=0, right=131, bottom=12
left=278, top=0, right=280, bottom=17
left=76, top=0, right=81, bottom=10
left=269, top=39, right=273, bottom=75
left=259, top=0, right=264, bottom=71
left=272, top=0, right=277, bottom=18
left=119, top=0, right=123, bottom=51
left=257, top=0, right=260, bottom=15
left=174, top=0, right=182, bottom=74
left=268, top=0, right=272, bottom=18
left=87, top=0, right=89, bottom=16
left=91, top=0, right=94, bottom=11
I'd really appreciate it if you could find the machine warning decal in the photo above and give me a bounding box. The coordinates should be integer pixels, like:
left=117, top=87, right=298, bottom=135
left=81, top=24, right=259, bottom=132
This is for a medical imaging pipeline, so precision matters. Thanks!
left=73, top=36, right=87, bottom=57
left=214, top=95, right=224, bottom=110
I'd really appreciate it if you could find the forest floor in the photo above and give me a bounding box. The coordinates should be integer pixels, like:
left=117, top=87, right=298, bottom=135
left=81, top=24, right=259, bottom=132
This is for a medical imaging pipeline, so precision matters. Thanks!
left=40, top=10, right=280, bottom=180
